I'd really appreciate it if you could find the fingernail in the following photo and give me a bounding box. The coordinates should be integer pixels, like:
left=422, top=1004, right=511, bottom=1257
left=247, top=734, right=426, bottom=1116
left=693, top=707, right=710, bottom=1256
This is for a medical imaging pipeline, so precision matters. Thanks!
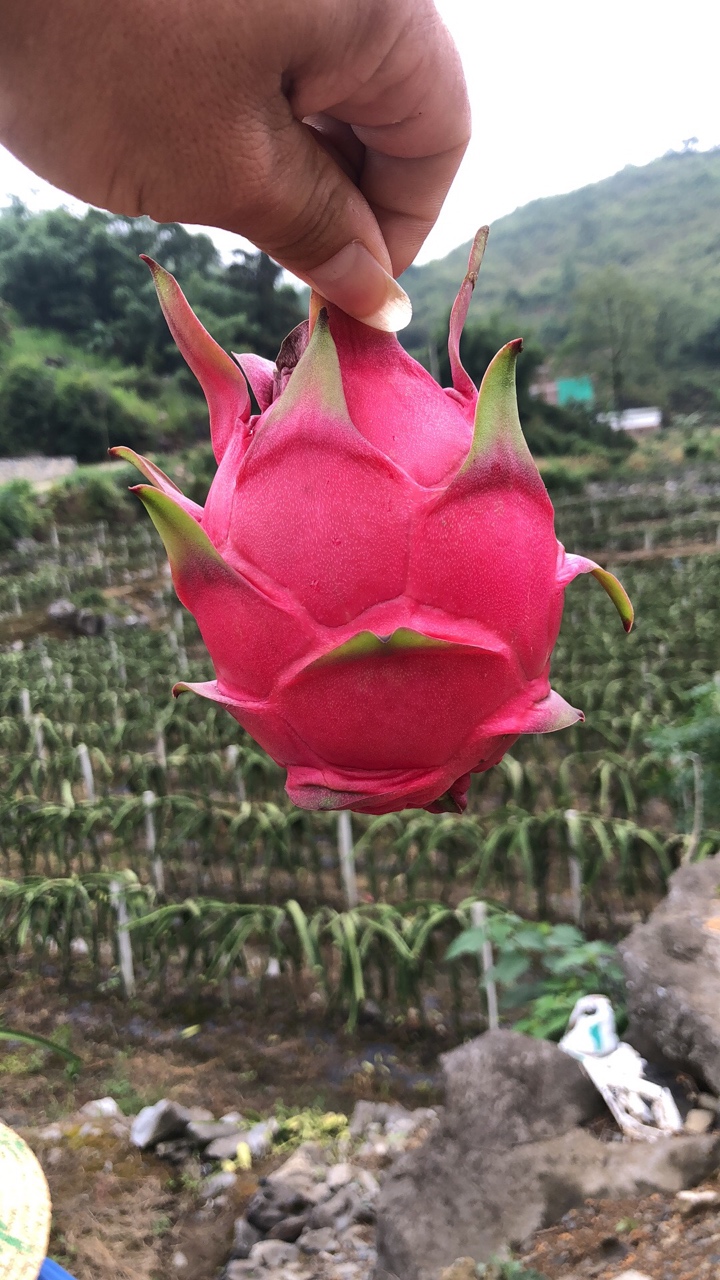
left=307, top=241, right=412, bottom=332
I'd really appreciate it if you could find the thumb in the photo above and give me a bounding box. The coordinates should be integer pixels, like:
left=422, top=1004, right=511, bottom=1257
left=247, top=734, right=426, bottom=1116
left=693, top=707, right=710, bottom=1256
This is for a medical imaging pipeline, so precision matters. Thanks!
left=234, top=118, right=412, bottom=332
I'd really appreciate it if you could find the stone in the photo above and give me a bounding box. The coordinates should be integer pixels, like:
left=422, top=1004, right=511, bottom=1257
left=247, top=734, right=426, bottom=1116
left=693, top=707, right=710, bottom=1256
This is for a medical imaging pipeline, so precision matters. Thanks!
left=248, top=1240, right=299, bottom=1266
left=187, top=1120, right=245, bottom=1147
left=130, top=1100, right=191, bottom=1149
left=620, top=852, right=720, bottom=1091
left=200, top=1170, right=237, bottom=1201
left=172, top=1252, right=188, bottom=1269
left=440, top=1262, right=477, bottom=1280
left=155, top=1139, right=191, bottom=1164
left=246, top=1179, right=314, bottom=1232
left=39, top=1124, right=63, bottom=1142
left=266, top=1212, right=308, bottom=1242
left=185, top=1106, right=215, bottom=1123
left=375, top=1029, right=720, bottom=1280
left=205, top=1132, right=248, bottom=1161
left=225, top=1263, right=261, bottom=1279
left=676, top=1187, right=720, bottom=1213
left=269, top=1145, right=326, bottom=1187
left=684, top=1108, right=715, bottom=1134
left=298, top=1227, right=339, bottom=1254
left=80, top=1097, right=121, bottom=1119
left=232, top=1218, right=262, bottom=1260
left=326, top=1162, right=354, bottom=1191
left=614, top=1273, right=654, bottom=1280
left=47, top=599, right=76, bottom=624
left=356, top=1169, right=380, bottom=1199
left=439, top=1030, right=602, bottom=1143
left=244, top=1120, right=277, bottom=1159
left=308, top=1189, right=353, bottom=1230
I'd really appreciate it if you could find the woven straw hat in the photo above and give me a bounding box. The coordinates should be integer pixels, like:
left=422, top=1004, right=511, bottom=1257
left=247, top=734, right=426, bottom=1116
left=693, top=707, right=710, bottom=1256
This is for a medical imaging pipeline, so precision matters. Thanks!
left=0, top=1121, right=51, bottom=1280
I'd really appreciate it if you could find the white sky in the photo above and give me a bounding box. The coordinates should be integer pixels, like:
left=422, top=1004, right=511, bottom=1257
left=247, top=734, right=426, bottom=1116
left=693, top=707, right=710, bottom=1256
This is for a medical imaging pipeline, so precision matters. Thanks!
left=1, top=0, right=719, bottom=266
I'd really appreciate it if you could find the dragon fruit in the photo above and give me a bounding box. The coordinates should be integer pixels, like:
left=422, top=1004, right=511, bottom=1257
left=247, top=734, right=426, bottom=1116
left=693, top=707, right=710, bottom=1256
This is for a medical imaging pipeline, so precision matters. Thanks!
left=113, top=229, right=633, bottom=816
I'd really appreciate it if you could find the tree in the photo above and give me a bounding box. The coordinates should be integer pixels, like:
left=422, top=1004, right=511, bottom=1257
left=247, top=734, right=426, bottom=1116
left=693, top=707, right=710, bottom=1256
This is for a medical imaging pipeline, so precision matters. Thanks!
left=563, top=268, right=658, bottom=411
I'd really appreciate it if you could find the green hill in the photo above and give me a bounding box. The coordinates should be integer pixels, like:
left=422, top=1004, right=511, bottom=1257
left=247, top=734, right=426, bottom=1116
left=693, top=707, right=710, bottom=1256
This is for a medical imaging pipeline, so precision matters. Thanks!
left=401, top=146, right=720, bottom=395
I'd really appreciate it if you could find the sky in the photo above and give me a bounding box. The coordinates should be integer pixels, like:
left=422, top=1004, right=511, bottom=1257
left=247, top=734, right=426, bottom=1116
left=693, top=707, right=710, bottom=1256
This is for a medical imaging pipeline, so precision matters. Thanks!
left=1, top=0, right=719, bottom=267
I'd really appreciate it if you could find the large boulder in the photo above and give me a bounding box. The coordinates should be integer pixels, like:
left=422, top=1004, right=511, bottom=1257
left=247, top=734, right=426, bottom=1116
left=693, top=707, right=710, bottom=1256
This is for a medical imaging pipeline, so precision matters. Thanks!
left=375, top=1030, right=720, bottom=1280
left=620, top=853, right=720, bottom=1091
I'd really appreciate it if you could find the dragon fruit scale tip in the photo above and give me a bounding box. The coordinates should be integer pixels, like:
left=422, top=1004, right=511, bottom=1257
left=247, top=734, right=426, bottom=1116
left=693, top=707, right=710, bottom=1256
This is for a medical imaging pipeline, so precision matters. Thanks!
left=112, top=228, right=633, bottom=816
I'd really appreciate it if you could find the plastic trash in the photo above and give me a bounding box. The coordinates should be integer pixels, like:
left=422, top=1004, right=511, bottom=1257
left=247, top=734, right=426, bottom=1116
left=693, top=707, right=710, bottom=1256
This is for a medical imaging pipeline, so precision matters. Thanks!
left=559, top=995, right=683, bottom=1141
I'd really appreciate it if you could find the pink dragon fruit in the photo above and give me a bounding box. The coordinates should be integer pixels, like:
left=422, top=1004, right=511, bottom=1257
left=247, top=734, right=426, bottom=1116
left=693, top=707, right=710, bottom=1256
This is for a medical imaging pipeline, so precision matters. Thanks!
left=113, top=229, right=633, bottom=816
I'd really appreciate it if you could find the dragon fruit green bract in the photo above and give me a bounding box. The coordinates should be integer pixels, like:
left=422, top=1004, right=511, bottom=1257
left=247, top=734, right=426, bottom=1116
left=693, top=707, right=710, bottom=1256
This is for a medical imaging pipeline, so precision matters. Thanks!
left=114, top=229, right=633, bottom=816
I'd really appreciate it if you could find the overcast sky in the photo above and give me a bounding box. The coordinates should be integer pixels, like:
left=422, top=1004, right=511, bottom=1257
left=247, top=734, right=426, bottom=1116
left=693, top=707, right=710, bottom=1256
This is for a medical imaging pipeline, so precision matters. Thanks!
left=1, top=0, right=719, bottom=266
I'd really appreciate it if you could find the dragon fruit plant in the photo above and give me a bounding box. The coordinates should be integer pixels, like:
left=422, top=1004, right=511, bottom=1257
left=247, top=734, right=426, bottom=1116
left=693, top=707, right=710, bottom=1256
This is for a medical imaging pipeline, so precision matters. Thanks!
left=113, top=229, right=633, bottom=816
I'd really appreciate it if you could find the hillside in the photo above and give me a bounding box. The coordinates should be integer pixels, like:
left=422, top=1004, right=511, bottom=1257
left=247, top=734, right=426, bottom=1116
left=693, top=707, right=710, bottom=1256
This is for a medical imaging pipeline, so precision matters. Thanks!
left=401, top=146, right=720, bottom=359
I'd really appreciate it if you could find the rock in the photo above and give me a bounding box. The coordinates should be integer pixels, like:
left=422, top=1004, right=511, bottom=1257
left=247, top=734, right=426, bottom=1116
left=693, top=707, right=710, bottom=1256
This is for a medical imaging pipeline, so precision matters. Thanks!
left=356, top=1170, right=380, bottom=1200
left=47, top=599, right=76, bottom=624
left=187, top=1120, right=244, bottom=1147
left=39, top=1124, right=64, bottom=1142
left=231, top=1219, right=262, bottom=1260
left=268, top=1145, right=326, bottom=1186
left=620, top=852, right=720, bottom=1091
left=246, top=1179, right=314, bottom=1232
left=200, top=1170, right=237, bottom=1201
left=155, top=1139, right=191, bottom=1164
left=205, top=1131, right=248, bottom=1160
left=308, top=1188, right=354, bottom=1230
left=185, top=1106, right=215, bottom=1123
left=698, top=1093, right=720, bottom=1113
left=78, top=1123, right=103, bottom=1139
left=298, top=1226, right=339, bottom=1254
left=439, top=1031, right=602, bottom=1143
left=676, top=1186, right=720, bottom=1213
left=172, top=1252, right=188, bottom=1269
left=326, top=1162, right=354, bottom=1191
left=225, top=1263, right=261, bottom=1279
left=248, top=1239, right=300, bottom=1266
left=221, top=1111, right=245, bottom=1124
left=440, top=1262, right=477, bottom=1280
left=684, top=1108, right=715, bottom=1134
left=266, top=1212, right=308, bottom=1242
left=244, top=1120, right=277, bottom=1159
left=375, top=1029, right=720, bottom=1280
left=130, top=1100, right=191, bottom=1149
left=203, top=1121, right=276, bottom=1161
left=614, top=1273, right=654, bottom=1280
left=80, top=1097, right=121, bottom=1119
left=349, top=1102, right=419, bottom=1138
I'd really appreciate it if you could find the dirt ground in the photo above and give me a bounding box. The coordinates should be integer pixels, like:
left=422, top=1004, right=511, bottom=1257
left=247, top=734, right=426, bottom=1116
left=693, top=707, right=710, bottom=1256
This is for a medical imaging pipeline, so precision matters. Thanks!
left=0, top=965, right=444, bottom=1278
left=520, top=1184, right=720, bottom=1279
left=2, top=968, right=719, bottom=1280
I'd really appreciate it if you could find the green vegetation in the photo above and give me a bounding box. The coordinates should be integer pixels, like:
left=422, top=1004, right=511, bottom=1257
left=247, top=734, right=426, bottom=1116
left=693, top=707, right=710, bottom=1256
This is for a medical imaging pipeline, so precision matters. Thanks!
left=403, top=146, right=720, bottom=417
left=1, top=475, right=720, bottom=1028
left=0, top=200, right=304, bottom=461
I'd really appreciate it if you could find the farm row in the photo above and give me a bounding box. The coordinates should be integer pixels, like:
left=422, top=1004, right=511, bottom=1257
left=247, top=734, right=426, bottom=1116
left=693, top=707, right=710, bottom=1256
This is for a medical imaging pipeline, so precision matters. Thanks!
left=0, top=491, right=717, bottom=1021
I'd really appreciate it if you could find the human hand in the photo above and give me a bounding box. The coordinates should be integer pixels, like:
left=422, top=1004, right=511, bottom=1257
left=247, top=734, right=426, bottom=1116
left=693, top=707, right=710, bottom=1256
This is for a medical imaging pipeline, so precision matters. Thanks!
left=0, top=0, right=470, bottom=329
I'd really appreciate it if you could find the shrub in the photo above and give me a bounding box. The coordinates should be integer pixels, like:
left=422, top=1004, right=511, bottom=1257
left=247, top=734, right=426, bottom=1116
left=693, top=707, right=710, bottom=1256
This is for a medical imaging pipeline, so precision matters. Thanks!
left=0, top=358, right=154, bottom=462
left=49, top=466, right=138, bottom=526
left=0, top=358, right=57, bottom=455
left=0, top=479, right=47, bottom=550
